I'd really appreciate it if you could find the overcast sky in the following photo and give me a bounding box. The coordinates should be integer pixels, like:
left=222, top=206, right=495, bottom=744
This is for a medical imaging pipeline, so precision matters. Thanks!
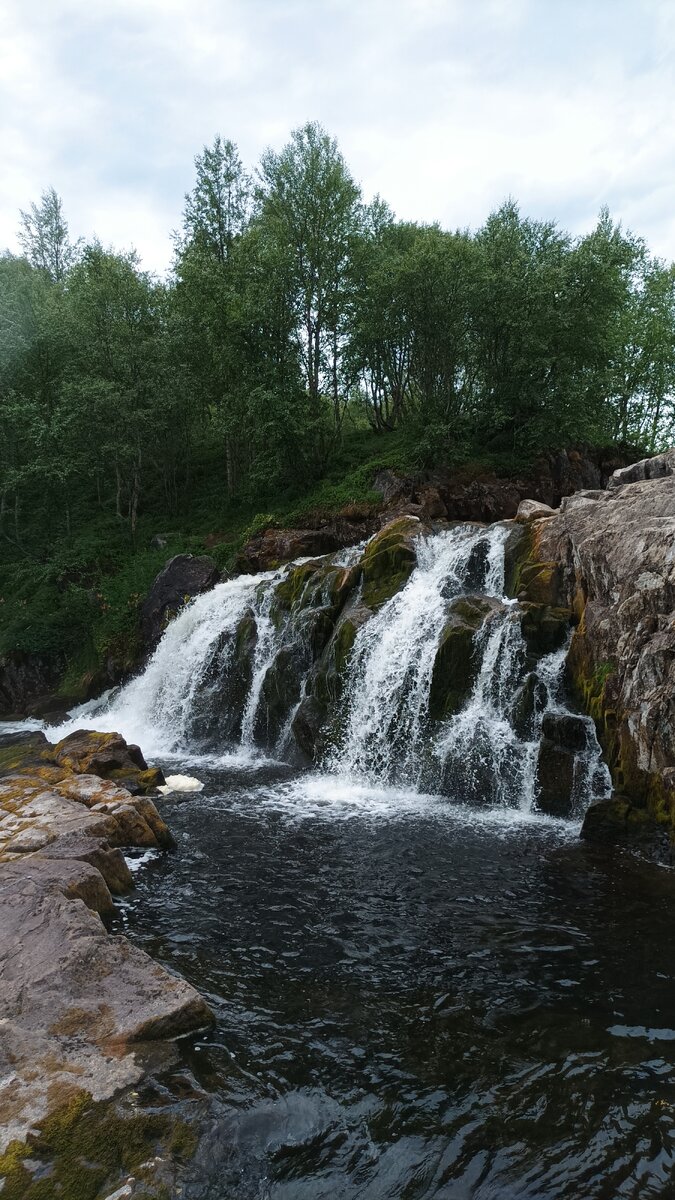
left=2, top=0, right=674, bottom=274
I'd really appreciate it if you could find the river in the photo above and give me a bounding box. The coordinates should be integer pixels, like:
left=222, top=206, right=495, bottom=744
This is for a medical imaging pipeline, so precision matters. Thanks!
left=116, top=759, right=675, bottom=1199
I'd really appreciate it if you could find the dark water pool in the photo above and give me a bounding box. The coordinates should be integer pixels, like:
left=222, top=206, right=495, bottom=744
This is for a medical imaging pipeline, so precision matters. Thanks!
left=118, top=761, right=675, bottom=1199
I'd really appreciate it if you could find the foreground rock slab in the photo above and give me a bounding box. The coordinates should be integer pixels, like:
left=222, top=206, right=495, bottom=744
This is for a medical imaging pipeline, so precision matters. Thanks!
left=0, top=728, right=212, bottom=1163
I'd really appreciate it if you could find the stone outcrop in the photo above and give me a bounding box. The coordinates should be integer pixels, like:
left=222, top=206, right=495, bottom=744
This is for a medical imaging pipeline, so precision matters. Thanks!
left=512, top=449, right=675, bottom=839
left=0, top=650, right=67, bottom=719
left=0, top=728, right=212, bottom=1164
left=140, top=553, right=221, bottom=650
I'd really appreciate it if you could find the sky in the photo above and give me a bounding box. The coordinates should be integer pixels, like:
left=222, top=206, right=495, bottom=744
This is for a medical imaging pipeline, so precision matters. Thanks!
left=2, top=0, right=674, bottom=275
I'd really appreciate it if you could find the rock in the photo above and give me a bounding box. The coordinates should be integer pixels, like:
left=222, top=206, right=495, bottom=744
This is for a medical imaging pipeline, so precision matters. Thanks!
left=580, top=795, right=672, bottom=861
left=0, top=650, right=66, bottom=719
left=40, top=833, right=134, bottom=895
left=52, top=729, right=165, bottom=792
left=530, top=453, right=675, bottom=829
left=140, top=553, right=220, bottom=649
left=0, top=879, right=212, bottom=1154
left=536, top=712, right=590, bottom=817
left=372, top=468, right=410, bottom=505
left=607, top=447, right=675, bottom=490
left=0, top=730, right=213, bottom=1160
left=361, top=516, right=424, bottom=610
left=515, top=498, right=556, bottom=523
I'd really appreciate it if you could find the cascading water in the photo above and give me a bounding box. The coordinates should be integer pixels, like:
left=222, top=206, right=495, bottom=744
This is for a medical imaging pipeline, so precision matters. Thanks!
left=327, top=524, right=511, bottom=785
left=64, top=521, right=609, bottom=817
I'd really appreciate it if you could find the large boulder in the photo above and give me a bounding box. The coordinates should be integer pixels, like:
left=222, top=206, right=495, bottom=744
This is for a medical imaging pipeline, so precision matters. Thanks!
left=52, top=729, right=164, bottom=793
left=140, top=553, right=220, bottom=650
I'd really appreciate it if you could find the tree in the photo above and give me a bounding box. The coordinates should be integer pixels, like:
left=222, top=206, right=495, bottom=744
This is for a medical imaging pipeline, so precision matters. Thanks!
left=257, top=122, right=362, bottom=433
left=18, top=188, right=79, bottom=282
left=181, top=137, right=250, bottom=265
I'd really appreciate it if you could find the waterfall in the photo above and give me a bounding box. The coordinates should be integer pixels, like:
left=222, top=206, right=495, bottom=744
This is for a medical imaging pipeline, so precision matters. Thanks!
left=327, top=525, right=510, bottom=785
left=60, top=521, right=610, bottom=817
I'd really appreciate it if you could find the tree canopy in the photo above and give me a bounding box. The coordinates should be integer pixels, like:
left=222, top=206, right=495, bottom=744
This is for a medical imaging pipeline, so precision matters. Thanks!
left=2, top=120, right=675, bottom=560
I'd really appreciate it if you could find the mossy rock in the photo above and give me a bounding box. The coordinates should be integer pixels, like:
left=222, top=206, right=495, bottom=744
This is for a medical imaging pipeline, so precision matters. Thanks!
left=428, top=596, right=502, bottom=722
left=504, top=522, right=563, bottom=606
left=361, top=518, right=421, bottom=611
left=274, top=561, right=323, bottom=612
left=0, top=732, right=53, bottom=779
left=0, top=1089, right=197, bottom=1200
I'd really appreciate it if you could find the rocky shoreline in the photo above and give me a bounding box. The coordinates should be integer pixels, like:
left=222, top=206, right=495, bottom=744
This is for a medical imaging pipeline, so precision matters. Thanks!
left=0, top=728, right=212, bottom=1196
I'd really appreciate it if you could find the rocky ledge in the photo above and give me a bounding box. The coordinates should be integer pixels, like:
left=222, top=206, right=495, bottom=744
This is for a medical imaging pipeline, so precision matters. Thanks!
left=0, top=727, right=212, bottom=1187
left=512, top=448, right=675, bottom=853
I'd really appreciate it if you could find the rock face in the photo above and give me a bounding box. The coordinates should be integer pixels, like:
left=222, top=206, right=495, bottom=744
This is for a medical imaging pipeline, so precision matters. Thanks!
left=0, top=650, right=66, bottom=718
left=140, top=553, right=220, bottom=650
left=515, top=449, right=675, bottom=836
left=0, top=728, right=212, bottom=1158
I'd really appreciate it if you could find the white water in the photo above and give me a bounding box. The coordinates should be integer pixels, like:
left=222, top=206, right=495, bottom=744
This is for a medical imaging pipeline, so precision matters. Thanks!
left=45, top=522, right=609, bottom=818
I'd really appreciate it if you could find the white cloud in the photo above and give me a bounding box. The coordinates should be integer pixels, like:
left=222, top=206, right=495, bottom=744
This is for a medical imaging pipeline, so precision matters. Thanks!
left=1, top=0, right=674, bottom=272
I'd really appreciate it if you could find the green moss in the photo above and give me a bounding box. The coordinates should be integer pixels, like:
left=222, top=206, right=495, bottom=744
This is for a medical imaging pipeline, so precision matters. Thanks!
left=0, top=1091, right=199, bottom=1200
left=274, top=561, right=322, bottom=612
left=333, top=618, right=358, bottom=676
left=361, top=521, right=419, bottom=610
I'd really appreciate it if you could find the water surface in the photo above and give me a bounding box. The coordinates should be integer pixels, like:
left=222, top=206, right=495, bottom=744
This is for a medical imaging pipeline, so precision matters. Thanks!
left=119, top=761, right=675, bottom=1199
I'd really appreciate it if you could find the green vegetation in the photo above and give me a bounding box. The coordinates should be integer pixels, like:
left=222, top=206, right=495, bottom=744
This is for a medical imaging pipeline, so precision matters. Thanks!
left=2, top=122, right=674, bottom=681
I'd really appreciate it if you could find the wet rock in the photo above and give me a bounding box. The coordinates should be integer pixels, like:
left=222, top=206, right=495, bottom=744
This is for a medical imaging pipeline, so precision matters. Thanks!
left=580, top=795, right=672, bottom=861
left=519, top=603, right=572, bottom=655
left=536, top=712, right=589, bottom=817
left=361, top=516, right=425, bottom=610
left=141, top=553, right=220, bottom=650
left=429, top=596, right=502, bottom=720
left=291, top=694, right=329, bottom=761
